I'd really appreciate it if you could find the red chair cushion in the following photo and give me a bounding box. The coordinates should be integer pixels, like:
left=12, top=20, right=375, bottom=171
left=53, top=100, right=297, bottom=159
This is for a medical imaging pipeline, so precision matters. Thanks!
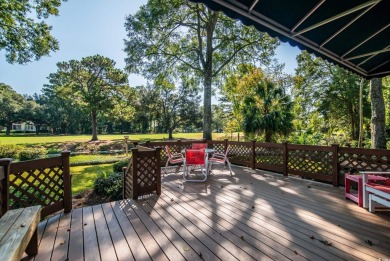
left=185, top=149, right=205, bottom=165
left=192, top=143, right=207, bottom=149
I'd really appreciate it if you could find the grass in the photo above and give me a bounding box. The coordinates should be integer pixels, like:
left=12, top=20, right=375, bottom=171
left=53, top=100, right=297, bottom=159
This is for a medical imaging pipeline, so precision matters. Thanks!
left=0, top=132, right=227, bottom=145
left=71, top=163, right=114, bottom=195
left=69, top=154, right=128, bottom=166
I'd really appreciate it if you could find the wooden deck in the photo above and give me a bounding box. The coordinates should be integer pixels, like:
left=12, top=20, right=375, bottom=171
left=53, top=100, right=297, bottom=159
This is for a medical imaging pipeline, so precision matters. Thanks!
left=24, top=166, right=390, bottom=261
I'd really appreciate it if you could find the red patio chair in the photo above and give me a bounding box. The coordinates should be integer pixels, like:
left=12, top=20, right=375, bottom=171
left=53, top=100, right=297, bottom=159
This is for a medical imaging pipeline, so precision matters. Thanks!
left=165, top=145, right=184, bottom=167
left=208, top=145, right=233, bottom=176
left=192, top=143, right=207, bottom=150
left=183, top=149, right=207, bottom=182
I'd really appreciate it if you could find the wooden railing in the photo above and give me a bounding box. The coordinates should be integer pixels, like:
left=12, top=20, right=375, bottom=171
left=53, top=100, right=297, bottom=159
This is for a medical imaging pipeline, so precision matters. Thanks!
left=139, top=139, right=390, bottom=187
left=0, top=152, right=72, bottom=218
left=123, top=145, right=162, bottom=199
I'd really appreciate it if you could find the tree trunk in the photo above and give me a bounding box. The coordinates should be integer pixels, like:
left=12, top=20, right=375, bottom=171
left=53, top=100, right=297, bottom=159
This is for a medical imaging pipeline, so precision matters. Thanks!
left=6, top=123, right=11, bottom=136
left=265, top=131, right=272, bottom=142
left=91, top=111, right=98, bottom=141
left=168, top=128, right=173, bottom=140
left=358, top=78, right=364, bottom=147
left=370, top=78, right=386, bottom=149
left=35, top=124, right=41, bottom=135
left=203, top=73, right=212, bottom=140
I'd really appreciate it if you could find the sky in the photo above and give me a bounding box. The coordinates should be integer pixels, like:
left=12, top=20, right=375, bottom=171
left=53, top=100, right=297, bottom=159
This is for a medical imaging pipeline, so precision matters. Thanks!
left=0, top=0, right=301, bottom=96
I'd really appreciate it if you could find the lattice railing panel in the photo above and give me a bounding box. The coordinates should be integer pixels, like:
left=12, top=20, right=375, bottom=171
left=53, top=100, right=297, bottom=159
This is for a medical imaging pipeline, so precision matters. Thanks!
left=228, top=143, right=252, bottom=166
left=208, top=143, right=225, bottom=154
left=288, top=150, right=333, bottom=176
left=338, top=149, right=390, bottom=175
left=136, top=157, right=158, bottom=188
left=124, top=156, right=133, bottom=199
left=255, top=146, right=283, bottom=166
left=9, top=166, right=64, bottom=209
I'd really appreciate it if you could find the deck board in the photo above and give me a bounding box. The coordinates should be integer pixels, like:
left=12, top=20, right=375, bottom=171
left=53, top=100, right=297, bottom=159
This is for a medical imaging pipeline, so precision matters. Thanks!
left=32, top=165, right=390, bottom=261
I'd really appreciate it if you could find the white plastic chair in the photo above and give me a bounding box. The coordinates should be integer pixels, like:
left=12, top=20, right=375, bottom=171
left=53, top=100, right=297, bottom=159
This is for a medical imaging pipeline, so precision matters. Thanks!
left=165, top=145, right=184, bottom=167
left=208, top=145, right=232, bottom=176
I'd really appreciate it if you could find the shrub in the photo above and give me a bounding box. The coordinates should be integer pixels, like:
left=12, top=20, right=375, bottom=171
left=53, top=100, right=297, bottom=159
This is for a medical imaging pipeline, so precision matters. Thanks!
left=98, top=144, right=111, bottom=152
left=93, top=172, right=123, bottom=200
left=113, top=159, right=129, bottom=172
left=0, top=144, right=21, bottom=159
left=19, top=147, right=47, bottom=161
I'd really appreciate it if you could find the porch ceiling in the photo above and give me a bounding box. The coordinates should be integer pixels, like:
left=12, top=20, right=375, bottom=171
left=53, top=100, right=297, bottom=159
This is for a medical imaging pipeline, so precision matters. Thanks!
left=190, top=0, right=390, bottom=79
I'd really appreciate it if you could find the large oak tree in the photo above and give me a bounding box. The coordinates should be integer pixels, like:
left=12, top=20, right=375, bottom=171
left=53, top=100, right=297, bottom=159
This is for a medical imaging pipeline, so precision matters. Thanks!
left=46, top=55, right=130, bottom=140
left=124, top=0, right=278, bottom=140
left=1, top=0, right=62, bottom=64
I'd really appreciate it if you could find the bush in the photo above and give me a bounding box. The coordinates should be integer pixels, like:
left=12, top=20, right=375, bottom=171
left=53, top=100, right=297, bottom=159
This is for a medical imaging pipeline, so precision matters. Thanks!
left=93, top=172, right=123, bottom=200
left=19, top=147, right=47, bottom=161
left=98, top=144, right=111, bottom=151
left=0, top=144, right=21, bottom=159
left=113, top=159, right=129, bottom=172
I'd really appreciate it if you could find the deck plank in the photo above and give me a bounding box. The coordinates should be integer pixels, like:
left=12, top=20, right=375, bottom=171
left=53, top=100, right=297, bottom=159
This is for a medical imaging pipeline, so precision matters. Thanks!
left=120, top=199, right=169, bottom=261
left=83, top=206, right=101, bottom=261
left=167, top=179, right=361, bottom=261
left=129, top=199, right=186, bottom=261
left=138, top=197, right=204, bottom=261
left=93, top=204, right=118, bottom=261
left=110, top=201, right=151, bottom=261
left=34, top=213, right=61, bottom=261
left=32, top=165, right=390, bottom=261
left=218, top=172, right=390, bottom=251
left=68, top=207, right=84, bottom=261
left=145, top=196, right=219, bottom=260
left=50, top=212, right=71, bottom=261
left=101, top=203, right=134, bottom=261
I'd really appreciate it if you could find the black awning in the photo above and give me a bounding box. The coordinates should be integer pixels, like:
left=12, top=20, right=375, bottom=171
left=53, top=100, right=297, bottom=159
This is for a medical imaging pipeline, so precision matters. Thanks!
left=190, top=0, right=390, bottom=79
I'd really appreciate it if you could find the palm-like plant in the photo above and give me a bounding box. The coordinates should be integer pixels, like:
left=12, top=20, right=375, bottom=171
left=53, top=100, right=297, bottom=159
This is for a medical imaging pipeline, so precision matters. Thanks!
left=242, top=75, right=293, bottom=142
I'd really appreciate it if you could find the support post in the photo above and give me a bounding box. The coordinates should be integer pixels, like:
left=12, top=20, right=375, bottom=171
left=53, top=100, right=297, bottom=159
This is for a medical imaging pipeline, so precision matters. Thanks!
left=251, top=140, right=256, bottom=169
left=224, top=139, right=228, bottom=153
left=332, top=144, right=339, bottom=187
left=0, top=158, right=12, bottom=217
left=131, top=148, right=139, bottom=199
left=61, top=151, right=72, bottom=213
left=282, top=142, right=288, bottom=176
left=156, top=147, right=162, bottom=195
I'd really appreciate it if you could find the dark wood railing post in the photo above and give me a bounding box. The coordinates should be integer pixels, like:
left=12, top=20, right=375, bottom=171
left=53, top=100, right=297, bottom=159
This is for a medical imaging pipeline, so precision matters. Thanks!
left=331, top=144, right=339, bottom=187
left=282, top=142, right=288, bottom=176
left=251, top=140, right=256, bottom=169
left=156, top=147, right=162, bottom=196
left=122, top=166, right=127, bottom=199
left=177, top=139, right=182, bottom=153
left=0, top=158, right=12, bottom=217
left=131, top=148, right=139, bottom=199
left=61, top=151, right=72, bottom=213
left=224, top=139, right=228, bottom=153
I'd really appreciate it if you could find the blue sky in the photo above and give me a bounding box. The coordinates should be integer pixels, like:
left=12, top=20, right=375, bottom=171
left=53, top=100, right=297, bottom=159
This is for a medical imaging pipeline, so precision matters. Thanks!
left=0, top=0, right=301, bottom=96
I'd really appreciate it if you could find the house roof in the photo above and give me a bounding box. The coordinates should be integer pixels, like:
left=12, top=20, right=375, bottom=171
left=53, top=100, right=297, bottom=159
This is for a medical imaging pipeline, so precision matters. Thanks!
left=190, top=0, right=390, bottom=79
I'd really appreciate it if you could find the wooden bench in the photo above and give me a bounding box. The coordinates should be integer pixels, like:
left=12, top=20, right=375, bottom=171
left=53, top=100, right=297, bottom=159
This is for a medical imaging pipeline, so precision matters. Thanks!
left=362, top=172, right=390, bottom=212
left=0, top=205, right=41, bottom=261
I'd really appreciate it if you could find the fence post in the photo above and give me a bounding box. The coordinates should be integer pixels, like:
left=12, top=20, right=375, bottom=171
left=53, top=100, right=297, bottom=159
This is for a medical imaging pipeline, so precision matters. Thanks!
left=282, top=142, right=288, bottom=176
left=122, top=166, right=127, bottom=199
left=61, top=151, right=72, bottom=213
left=331, top=144, right=339, bottom=187
left=251, top=140, right=256, bottom=169
left=177, top=139, right=182, bottom=153
left=224, top=139, right=228, bottom=153
left=155, top=147, right=162, bottom=195
left=131, top=148, right=139, bottom=199
left=0, top=158, right=12, bottom=217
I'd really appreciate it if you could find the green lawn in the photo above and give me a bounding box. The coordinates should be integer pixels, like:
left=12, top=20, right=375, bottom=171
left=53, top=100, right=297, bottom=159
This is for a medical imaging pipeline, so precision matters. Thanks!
left=69, top=154, right=128, bottom=166
left=0, top=133, right=225, bottom=145
left=71, top=163, right=114, bottom=195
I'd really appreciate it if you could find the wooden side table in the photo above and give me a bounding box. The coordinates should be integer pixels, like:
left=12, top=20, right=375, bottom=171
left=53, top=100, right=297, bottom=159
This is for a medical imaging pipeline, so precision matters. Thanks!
left=345, top=174, right=387, bottom=207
